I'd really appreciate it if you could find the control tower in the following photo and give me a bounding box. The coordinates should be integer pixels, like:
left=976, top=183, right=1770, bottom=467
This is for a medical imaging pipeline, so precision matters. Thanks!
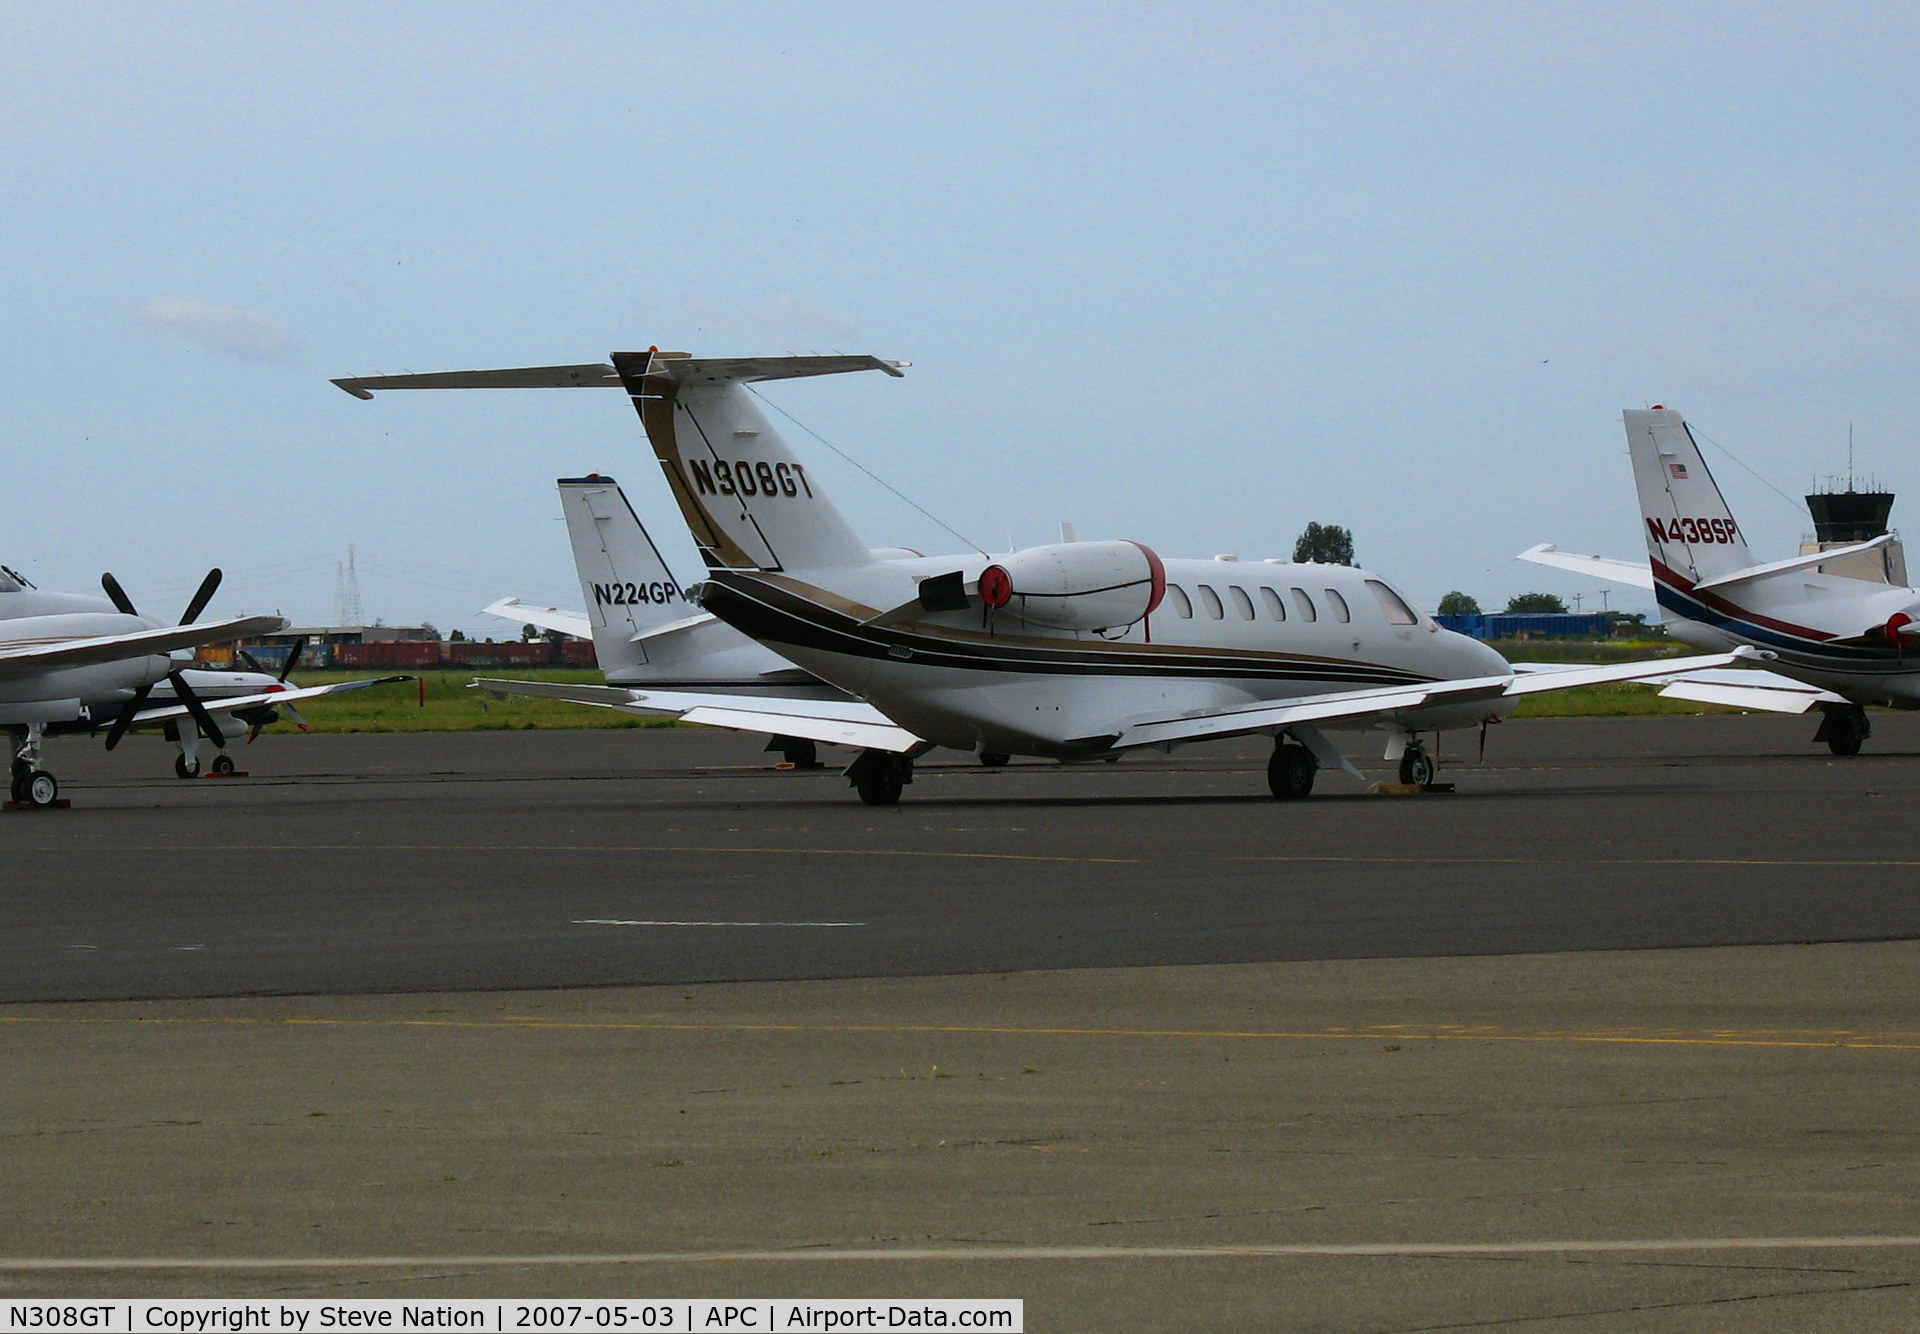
left=1800, top=485, right=1906, bottom=585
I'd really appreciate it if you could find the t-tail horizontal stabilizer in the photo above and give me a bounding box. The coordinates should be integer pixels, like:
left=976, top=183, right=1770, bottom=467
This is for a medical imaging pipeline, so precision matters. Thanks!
left=1516, top=544, right=1654, bottom=590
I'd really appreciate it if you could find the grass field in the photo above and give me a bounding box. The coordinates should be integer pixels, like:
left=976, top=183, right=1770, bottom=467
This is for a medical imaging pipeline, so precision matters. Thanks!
left=1489, top=639, right=1742, bottom=718
left=261, top=670, right=672, bottom=733
left=264, top=638, right=1731, bottom=733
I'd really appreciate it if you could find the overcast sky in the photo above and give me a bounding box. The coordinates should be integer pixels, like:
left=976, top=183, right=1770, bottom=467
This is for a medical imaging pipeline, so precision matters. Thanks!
left=5, top=1, right=1917, bottom=632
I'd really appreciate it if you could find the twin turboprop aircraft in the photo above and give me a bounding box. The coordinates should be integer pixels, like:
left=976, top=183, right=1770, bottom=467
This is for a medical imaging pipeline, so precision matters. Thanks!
left=1522, top=406, right=1920, bottom=755
left=0, top=565, right=283, bottom=805
left=336, top=352, right=1740, bottom=804
left=0, top=565, right=409, bottom=806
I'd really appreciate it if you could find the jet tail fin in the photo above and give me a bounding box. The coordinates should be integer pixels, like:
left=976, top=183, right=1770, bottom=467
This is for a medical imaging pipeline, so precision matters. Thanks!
left=557, top=475, right=698, bottom=676
left=1623, top=407, right=1755, bottom=587
left=612, top=350, right=899, bottom=574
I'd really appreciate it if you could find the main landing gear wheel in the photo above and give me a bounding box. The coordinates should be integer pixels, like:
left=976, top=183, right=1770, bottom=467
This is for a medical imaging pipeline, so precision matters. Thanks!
left=978, top=752, right=1010, bottom=768
left=1820, top=704, right=1871, bottom=756
left=1267, top=742, right=1317, bottom=800
left=174, top=754, right=201, bottom=779
left=1398, top=745, right=1436, bottom=788
left=22, top=770, right=58, bottom=807
left=210, top=754, right=236, bottom=776
left=847, top=749, right=912, bottom=807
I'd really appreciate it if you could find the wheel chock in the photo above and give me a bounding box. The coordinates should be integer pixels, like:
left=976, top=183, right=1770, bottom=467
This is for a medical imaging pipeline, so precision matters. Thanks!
left=4, top=799, right=72, bottom=811
left=1367, top=782, right=1456, bottom=796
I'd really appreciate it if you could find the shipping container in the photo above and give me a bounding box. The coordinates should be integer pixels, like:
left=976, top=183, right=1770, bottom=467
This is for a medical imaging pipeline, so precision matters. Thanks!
left=1435, top=613, right=1612, bottom=640
left=334, top=641, right=446, bottom=669
left=446, top=640, right=560, bottom=667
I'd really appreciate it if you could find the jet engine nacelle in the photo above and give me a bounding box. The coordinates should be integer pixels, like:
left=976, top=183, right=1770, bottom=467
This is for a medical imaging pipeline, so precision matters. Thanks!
left=977, top=539, right=1165, bottom=632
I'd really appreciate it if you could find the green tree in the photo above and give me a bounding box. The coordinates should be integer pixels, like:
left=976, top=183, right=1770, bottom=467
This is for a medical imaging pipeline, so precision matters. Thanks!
left=1505, top=592, right=1568, bottom=614
left=1436, top=591, right=1481, bottom=616
left=1292, top=522, right=1355, bottom=566
left=520, top=622, right=541, bottom=642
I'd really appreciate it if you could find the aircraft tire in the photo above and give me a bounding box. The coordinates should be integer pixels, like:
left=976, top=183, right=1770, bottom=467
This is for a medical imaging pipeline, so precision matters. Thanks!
left=211, top=754, right=236, bottom=775
left=9, top=772, right=26, bottom=804
left=1267, top=743, right=1317, bottom=800
left=25, top=770, right=57, bottom=807
left=1398, top=746, right=1436, bottom=787
left=978, top=752, right=1011, bottom=768
left=1823, top=705, right=1869, bottom=756
left=174, top=754, right=200, bottom=779
left=855, top=769, right=904, bottom=806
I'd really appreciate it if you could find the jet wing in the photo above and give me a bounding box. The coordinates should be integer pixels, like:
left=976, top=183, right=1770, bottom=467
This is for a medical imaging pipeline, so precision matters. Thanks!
left=470, top=678, right=924, bottom=753
left=1516, top=543, right=1655, bottom=590
left=128, top=676, right=415, bottom=726
left=482, top=597, right=594, bottom=641
left=0, top=615, right=286, bottom=677
left=1112, top=653, right=1743, bottom=750
left=1644, top=667, right=1846, bottom=714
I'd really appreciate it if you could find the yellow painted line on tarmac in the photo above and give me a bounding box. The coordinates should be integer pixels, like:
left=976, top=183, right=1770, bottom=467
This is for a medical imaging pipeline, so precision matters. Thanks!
left=4, top=1014, right=1918, bottom=1051
left=5, top=1237, right=1920, bottom=1269
left=32, top=843, right=1137, bottom=865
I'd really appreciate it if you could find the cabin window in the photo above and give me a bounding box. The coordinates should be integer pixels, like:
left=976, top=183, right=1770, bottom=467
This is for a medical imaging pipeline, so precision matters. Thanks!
left=1324, top=588, right=1351, bottom=623
left=1260, top=586, right=1286, bottom=620
left=1365, top=579, right=1418, bottom=625
left=1289, top=587, right=1317, bottom=622
left=1197, top=584, right=1225, bottom=619
left=1227, top=585, right=1256, bottom=620
left=1166, top=584, right=1193, bottom=618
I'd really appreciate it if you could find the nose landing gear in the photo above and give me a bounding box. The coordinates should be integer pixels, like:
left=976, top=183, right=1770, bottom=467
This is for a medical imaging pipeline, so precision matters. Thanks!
left=1397, top=744, right=1437, bottom=788
left=8, top=725, right=62, bottom=809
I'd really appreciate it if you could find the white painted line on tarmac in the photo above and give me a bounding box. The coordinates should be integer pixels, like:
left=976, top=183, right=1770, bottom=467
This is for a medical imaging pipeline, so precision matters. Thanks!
left=573, top=919, right=866, bottom=928
left=7, top=1238, right=1920, bottom=1269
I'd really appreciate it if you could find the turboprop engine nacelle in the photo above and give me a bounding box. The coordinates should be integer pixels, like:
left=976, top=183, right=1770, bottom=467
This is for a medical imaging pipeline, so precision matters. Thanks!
left=977, top=539, right=1165, bottom=632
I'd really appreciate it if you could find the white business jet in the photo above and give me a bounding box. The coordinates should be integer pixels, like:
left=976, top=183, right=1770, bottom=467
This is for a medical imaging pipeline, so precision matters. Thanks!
left=1522, top=406, right=1920, bottom=755
left=478, top=473, right=917, bottom=767
left=335, top=352, right=1737, bottom=805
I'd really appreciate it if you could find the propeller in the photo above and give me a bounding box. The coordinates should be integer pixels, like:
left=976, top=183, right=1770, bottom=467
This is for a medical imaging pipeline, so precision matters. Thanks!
left=241, top=637, right=311, bottom=741
left=100, top=572, right=138, bottom=616
left=95, top=568, right=228, bottom=752
left=179, top=568, right=223, bottom=625
left=169, top=669, right=229, bottom=749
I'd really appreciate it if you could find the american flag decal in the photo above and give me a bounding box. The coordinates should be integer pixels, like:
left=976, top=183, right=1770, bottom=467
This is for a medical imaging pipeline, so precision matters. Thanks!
left=1669, top=463, right=1689, bottom=479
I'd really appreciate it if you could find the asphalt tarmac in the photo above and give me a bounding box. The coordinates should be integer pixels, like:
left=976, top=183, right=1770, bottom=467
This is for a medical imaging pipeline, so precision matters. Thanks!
left=3, top=715, right=1920, bottom=1003
left=5, top=716, right=1920, bottom=1328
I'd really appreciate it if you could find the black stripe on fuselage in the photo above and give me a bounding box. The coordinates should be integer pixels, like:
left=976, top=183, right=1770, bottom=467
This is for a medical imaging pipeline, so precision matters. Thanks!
left=701, top=572, right=1434, bottom=686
